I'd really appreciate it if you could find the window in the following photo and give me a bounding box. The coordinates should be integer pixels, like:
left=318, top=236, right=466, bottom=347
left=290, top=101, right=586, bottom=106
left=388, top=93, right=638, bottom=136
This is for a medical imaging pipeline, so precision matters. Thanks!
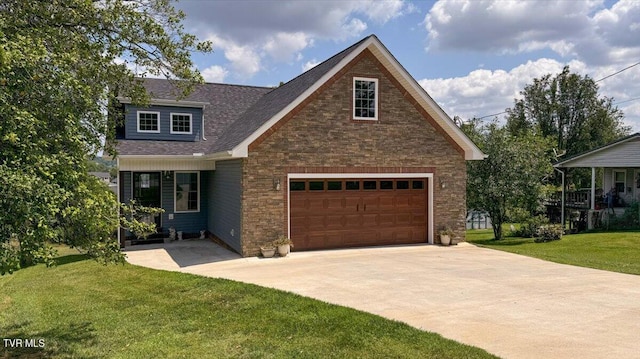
left=290, top=181, right=305, bottom=191
left=412, top=180, right=424, bottom=190
left=137, top=111, right=160, bottom=133
left=363, top=180, right=377, bottom=190
left=171, top=113, right=192, bottom=134
left=396, top=180, right=409, bottom=190
left=327, top=181, right=342, bottom=190
left=309, top=181, right=324, bottom=191
left=175, top=172, right=199, bottom=212
left=353, top=77, right=378, bottom=120
left=614, top=170, right=626, bottom=193
left=345, top=181, right=360, bottom=190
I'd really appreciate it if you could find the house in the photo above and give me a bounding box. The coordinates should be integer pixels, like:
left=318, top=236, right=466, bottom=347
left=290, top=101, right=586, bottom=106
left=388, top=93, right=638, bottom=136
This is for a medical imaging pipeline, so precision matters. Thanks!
left=554, top=132, right=640, bottom=227
left=89, top=171, right=111, bottom=184
left=111, top=34, right=485, bottom=256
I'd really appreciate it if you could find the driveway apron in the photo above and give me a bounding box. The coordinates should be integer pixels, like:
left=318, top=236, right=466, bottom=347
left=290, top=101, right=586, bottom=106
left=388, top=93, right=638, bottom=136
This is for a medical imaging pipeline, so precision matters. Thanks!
left=126, top=241, right=640, bottom=359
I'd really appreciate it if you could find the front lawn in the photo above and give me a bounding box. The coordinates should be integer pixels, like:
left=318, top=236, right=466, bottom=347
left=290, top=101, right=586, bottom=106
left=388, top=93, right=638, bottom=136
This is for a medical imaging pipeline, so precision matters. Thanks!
left=467, top=229, right=640, bottom=275
left=0, top=248, right=496, bottom=359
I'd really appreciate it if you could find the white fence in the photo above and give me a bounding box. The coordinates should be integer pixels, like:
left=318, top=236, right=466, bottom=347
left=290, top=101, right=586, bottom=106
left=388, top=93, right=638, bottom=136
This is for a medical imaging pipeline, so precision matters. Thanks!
left=466, top=210, right=492, bottom=229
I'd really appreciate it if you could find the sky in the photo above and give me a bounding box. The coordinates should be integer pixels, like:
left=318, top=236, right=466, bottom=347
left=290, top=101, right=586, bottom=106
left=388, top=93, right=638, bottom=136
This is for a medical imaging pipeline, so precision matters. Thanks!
left=172, top=0, right=640, bottom=132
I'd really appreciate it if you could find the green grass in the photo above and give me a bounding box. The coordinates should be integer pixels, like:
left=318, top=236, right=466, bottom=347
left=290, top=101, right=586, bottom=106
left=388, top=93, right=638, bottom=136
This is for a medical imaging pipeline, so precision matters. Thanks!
left=1, top=248, right=496, bottom=359
left=467, top=229, right=640, bottom=275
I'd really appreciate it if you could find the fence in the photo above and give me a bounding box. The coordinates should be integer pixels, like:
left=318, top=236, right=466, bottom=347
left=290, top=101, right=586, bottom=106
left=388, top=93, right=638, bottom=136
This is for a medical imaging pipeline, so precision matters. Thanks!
left=466, top=211, right=492, bottom=229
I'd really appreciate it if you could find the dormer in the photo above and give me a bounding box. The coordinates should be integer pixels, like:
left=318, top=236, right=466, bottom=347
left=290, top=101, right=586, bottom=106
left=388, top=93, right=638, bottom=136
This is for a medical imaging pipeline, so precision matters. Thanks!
left=116, top=97, right=209, bottom=142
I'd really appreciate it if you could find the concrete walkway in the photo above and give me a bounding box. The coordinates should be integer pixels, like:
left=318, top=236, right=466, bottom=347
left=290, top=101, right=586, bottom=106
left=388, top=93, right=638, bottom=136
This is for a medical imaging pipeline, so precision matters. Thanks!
left=125, top=240, right=640, bottom=359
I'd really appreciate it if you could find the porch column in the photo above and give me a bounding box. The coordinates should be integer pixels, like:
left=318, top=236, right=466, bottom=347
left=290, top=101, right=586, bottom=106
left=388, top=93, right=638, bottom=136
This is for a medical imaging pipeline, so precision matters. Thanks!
left=591, top=167, right=596, bottom=210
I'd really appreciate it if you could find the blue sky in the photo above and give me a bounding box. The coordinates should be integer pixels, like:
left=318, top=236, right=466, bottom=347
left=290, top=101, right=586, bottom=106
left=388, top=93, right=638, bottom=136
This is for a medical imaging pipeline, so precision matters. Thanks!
left=173, top=0, right=640, bottom=131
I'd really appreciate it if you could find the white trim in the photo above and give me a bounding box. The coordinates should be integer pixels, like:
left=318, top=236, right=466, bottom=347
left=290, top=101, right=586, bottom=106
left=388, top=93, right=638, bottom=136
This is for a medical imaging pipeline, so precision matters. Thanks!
left=230, top=36, right=485, bottom=161
left=286, top=173, right=434, bottom=245
left=174, top=171, right=200, bottom=213
left=613, top=169, right=627, bottom=194
left=170, top=112, right=193, bottom=134
left=136, top=111, right=160, bottom=133
left=352, top=77, right=379, bottom=121
left=118, top=96, right=208, bottom=108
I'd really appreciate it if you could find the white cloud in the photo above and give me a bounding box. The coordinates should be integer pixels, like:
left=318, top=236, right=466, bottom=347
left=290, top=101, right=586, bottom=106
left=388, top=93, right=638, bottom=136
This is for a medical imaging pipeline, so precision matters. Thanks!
left=263, top=32, right=313, bottom=63
left=302, top=59, right=320, bottom=72
left=203, top=34, right=262, bottom=79
left=419, top=58, right=580, bottom=120
left=420, top=57, right=640, bottom=131
left=424, top=0, right=640, bottom=66
left=201, top=65, right=228, bottom=83
left=176, top=0, right=415, bottom=79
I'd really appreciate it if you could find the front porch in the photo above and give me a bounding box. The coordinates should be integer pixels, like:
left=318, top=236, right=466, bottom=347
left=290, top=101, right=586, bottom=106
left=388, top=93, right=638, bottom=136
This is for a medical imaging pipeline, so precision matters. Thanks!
left=553, top=133, right=640, bottom=231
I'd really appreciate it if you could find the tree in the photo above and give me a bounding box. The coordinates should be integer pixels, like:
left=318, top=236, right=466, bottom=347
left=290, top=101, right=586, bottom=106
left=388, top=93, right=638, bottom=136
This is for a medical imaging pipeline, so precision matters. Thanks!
left=505, top=66, right=629, bottom=187
left=0, top=0, right=211, bottom=274
left=464, top=121, right=553, bottom=240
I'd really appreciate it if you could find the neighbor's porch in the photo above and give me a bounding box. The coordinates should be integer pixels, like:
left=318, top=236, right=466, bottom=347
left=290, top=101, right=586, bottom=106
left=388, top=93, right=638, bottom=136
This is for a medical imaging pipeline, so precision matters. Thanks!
left=553, top=133, right=640, bottom=230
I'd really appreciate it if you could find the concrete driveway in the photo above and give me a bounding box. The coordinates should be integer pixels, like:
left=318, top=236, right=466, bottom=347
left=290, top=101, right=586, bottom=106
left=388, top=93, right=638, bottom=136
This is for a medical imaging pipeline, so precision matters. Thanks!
left=125, top=240, right=640, bottom=359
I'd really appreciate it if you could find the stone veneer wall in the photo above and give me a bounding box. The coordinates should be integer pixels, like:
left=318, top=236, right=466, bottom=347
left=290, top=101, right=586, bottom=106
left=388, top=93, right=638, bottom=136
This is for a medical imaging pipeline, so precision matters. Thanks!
left=240, top=52, right=467, bottom=256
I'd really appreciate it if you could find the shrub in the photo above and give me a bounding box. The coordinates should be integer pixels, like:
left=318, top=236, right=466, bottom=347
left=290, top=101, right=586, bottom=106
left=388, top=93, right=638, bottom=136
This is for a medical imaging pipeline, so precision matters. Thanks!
left=517, top=215, right=549, bottom=238
left=535, top=225, right=564, bottom=242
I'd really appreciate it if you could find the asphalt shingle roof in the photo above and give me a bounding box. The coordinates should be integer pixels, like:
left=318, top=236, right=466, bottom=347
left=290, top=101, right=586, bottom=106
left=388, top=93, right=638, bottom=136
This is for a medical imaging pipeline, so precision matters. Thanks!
left=116, top=35, right=371, bottom=156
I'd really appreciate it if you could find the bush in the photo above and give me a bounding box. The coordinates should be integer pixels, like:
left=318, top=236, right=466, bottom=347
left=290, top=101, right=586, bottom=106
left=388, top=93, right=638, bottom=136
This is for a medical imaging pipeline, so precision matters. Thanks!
left=535, top=225, right=564, bottom=242
left=516, top=215, right=550, bottom=238
left=607, top=201, right=640, bottom=230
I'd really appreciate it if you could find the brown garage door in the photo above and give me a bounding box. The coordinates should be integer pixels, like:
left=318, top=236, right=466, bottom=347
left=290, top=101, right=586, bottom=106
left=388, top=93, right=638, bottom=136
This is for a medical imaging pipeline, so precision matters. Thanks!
left=290, top=178, right=428, bottom=251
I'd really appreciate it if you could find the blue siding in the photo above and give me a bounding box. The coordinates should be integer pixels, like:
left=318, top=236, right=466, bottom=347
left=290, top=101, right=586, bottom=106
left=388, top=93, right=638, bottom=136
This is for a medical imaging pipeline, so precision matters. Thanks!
left=124, top=104, right=202, bottom=141
left=120, top=171, right=208, bottom=236
left=161, top=171, right=209, bottom=235
left=121, top=171, right=132, bottom=202
left=208, top=160, right=243, bottom=253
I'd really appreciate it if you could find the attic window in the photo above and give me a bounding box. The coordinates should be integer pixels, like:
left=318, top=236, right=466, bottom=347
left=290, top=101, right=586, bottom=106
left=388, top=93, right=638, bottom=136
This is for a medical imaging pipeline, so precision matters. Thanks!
left=137, top=111, right=160, bottom=133
left=171, top=113, right=192, bottom=134
left=353, top=77, right=378, bottom=120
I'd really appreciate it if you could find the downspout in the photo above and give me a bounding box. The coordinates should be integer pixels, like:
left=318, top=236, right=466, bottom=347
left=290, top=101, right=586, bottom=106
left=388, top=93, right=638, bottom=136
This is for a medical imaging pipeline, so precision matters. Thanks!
left=554, top=167, right=565, bottom=228
left=591, top=167, right=596, bottom=210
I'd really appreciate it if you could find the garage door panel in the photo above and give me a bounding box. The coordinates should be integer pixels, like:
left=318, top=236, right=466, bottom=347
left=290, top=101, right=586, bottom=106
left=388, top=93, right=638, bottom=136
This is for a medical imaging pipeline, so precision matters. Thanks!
left=362, top=214, right=378, bottom=226
left=290, top=178, right=428, bottom=251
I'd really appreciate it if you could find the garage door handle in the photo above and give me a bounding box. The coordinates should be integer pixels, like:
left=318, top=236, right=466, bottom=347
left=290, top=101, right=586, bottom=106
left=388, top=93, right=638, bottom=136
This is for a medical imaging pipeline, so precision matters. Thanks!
left=364, top=204, right=367, bottom=211
left=357, top=204, right=359, bottom=211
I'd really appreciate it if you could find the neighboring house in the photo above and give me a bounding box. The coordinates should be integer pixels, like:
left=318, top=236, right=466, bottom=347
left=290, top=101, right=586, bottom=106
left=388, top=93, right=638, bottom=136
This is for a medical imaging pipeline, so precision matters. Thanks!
left=554, top=132, right=640, bottom=226
left=89, top=171, right=111, bottom=184
left=111, top=34, right=485, bottom=256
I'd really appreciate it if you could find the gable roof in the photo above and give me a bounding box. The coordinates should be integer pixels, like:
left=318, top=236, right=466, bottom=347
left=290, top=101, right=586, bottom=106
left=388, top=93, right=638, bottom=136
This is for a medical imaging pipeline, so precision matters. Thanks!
left=116, top=35, right=485, bottom=161
left=554, top=132, right=640, bottom=168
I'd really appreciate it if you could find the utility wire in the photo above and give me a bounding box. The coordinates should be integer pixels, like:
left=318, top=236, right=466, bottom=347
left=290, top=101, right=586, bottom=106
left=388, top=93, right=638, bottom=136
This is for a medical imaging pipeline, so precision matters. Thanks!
left=614, top=97, right=640, bottom=105
left=475, top=110, right=507, bottom=120
left=595, top=61, right=640, bottom=82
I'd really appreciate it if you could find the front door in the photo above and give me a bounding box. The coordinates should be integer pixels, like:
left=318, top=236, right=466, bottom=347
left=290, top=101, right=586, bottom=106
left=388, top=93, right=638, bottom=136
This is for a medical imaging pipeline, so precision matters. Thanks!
left=133, top=172, right=162, bottom=230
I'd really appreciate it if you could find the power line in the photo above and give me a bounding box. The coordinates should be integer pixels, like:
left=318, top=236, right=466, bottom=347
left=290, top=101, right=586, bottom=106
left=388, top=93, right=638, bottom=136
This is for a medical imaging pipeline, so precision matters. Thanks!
left=595, top=61, right=640, bottom=82
left=475, top=110, right=507, bottom=120
left=614, top=97, right=640, bottom=105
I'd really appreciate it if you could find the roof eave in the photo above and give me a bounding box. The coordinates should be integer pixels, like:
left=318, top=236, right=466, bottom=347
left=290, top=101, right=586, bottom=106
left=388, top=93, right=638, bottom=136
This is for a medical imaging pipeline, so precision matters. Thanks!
left=117, top=96, right=209, bottom=108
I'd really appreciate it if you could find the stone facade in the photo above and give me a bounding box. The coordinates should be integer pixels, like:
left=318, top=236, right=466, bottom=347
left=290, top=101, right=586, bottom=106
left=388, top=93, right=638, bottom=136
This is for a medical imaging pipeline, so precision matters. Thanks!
left=240, top=51, right=467, bottom=256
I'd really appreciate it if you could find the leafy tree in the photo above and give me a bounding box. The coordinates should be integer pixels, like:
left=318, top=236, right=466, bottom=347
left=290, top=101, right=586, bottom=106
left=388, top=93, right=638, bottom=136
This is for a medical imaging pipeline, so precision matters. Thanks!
left=464, top=121, right=553, bottom=240
left=505, top=66, right=629, bottom=187
left=0, top=0, right=211, bottom=274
